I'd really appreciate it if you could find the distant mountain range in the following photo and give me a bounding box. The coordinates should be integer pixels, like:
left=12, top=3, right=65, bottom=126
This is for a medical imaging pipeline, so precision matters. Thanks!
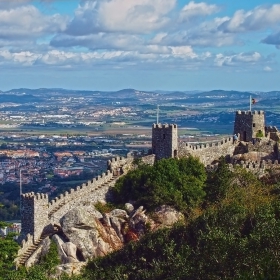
left=0, top=87, right=279, bottom=134
left=0, top=88, right=279, bottom=111
left=1, top=87, right=279, bottom=98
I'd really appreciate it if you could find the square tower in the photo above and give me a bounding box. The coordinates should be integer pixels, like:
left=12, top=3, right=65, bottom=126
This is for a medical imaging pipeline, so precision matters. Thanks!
left=152, top=123, right=178, bottom=160
left=21, top=192, right=49, bottom=242
left=234, top=110, right=265, bottom=142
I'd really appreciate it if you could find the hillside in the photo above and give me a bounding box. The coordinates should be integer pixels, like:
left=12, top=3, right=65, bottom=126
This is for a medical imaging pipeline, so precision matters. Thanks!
left=2, top=157, right=280, bottom=279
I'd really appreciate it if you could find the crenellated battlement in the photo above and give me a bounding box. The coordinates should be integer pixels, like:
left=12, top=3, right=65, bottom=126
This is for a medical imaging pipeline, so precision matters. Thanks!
left=236, top=110, right=264, bottom=115
left=47, top=169, right=114, bottom=215
left=152, top=123, right=177, bottom=129
left=179, top=136, right=235, bottom=165
left=19, top=153, right=135, bottom=254
left=18, top=153, right=136, bottom=266
left=107, top=152, right=134, bottom=172
left=266, top=126, right=278, bottom=132
left=21, top=192, right=48, bottom=201
left=206, top=159, right=280, bottom=177
left=181, top=137, right=233, bottom=151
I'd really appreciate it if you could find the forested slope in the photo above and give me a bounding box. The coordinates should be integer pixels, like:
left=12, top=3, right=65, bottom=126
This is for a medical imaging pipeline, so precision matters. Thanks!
left=2, top=157, right=280, bottom=279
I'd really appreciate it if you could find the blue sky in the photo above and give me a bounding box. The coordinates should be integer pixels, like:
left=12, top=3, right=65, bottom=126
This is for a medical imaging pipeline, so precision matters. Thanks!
left=0, top=0, right=280, bottom=92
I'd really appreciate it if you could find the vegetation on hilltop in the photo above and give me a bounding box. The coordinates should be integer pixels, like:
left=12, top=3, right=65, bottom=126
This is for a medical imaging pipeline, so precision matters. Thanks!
left=2, top=157, right=280, bottom=279
left=113, top=156, right=206, bottom=213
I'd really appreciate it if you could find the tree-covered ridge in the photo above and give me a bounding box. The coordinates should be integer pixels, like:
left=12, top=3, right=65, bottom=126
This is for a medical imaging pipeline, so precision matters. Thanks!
left=2, top=157, right=280, bottom=279
left=82, top=159, right=280, bottom=280
left=113, top=156, right=207, bottom=213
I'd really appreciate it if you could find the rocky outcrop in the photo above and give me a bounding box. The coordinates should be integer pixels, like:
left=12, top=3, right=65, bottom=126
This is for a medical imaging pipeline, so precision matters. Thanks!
left=48, top=203, right=184, bottom=276
left=151, top=205, right=184, bottom=229
left=60, top=207, right=123, bottom=260
left=52, top=262, right=86, bottom=278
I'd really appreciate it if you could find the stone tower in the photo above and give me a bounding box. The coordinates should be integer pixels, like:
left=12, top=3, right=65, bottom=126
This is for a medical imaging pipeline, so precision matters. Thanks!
left=152, top=123, right=178, bottom=160
left=233, top=110, right=265, bottom=142
left=20, top=192, right=49, bottom=242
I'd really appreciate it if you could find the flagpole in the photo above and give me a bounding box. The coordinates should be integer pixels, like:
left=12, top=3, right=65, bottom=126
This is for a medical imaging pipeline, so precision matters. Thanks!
left=249, top=95, right=251, bottom=111
left=157, top=105, right=159, bottom=124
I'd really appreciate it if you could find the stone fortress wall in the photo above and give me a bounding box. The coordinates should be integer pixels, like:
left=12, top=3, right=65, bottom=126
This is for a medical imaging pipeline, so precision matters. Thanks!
left=266, top=126, right=280, bottom=142
left=207, top=159, right=280, bottom=177
left=16, top=153, right=142, bottom=267
left=179, top=137, right=236, bottom=165
left=17, top=109, right=278, bottom=267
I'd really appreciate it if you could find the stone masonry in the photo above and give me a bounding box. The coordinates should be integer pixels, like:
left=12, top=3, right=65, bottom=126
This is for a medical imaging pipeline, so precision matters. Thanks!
left=179, top=137, right=236, bottom=165
left=17, top=109, right=278, bottom=267
left=152, top=123, right=178, bottom=160
left=234, top=110, right=265, bottom=142
left=21, top=193, right=49, bottom=242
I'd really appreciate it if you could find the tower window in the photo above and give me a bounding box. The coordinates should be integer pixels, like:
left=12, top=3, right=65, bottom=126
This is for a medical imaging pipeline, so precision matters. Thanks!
left=163, top=134, right=166, bottom=140
left=253, top=123, right=256, bottom=127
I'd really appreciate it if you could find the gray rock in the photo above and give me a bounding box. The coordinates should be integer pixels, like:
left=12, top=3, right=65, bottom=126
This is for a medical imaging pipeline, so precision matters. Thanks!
left=110, top=216, right=124, bottom=242
left=152, top=205, right=184, bottom=228
left=103, top=213, right=112, bottom=227
left=124, top=203, right=134, bottom=214
left=52, top=234, right=70, bottom=264
left=132, top=206, right=144, bottom=218
left=128, top=206, right=148, bottom=236
left=60, top=207, right=123, bottom=260
left=61, top=242, right=78, bottom=263
left=51, top=262, right=86, bottom=278
left=109, top=209, right=129, bottom=219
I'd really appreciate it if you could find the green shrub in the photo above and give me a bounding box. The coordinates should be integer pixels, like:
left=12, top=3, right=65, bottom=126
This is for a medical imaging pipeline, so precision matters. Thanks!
left=94, top=201, right=116, bottom=214
left=113, top=156, right=206, bottom=213
left=256, top=130, right=264, bottom=138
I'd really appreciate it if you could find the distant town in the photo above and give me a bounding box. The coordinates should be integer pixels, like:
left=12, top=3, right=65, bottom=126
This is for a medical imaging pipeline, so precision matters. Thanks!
left=0, top=87, right=280, bottom=222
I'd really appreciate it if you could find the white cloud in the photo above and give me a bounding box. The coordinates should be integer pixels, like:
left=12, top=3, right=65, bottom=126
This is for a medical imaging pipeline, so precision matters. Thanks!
left=179, top=1, right=220, bottom=23
left=153, top=16, right=235, bottom=48
left=51, top=33, right=144, bottom=51
left=0, top=1, right=277, bottom=77
left=0, top=50, right=40, bottom=66
left=0, top=5, right=67, bottom=40
left=0, top=47, right=203, bottom=69
left=65, top=0, right=176, bottom=35
left=215, top=52, right=262, bottom=67
left=219, top=4, right=280, bottom=33
left=264, top=66, right=272, bottom=72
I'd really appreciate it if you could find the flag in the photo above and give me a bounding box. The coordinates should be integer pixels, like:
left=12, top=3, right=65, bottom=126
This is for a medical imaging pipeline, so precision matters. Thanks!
left=251, top=98, right=256, bottom=104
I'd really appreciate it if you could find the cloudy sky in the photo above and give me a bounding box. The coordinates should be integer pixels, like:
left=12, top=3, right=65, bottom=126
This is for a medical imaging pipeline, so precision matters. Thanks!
left=0, top=0, right=280, bottom=91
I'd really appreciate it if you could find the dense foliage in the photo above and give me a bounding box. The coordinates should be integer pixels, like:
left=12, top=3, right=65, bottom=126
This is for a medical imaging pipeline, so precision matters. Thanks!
left=2, top=157, right=280, bottom=279
left=81, top=160, right=280, bottom=280
left=2, top=240, right=61, bottom=280
left=113, top=156, right=207, bottom=212
left=0, top=230, right=19, bottom=279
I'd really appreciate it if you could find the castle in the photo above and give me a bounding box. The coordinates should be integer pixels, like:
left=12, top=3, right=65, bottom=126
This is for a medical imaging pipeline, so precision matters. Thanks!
left=15, top=110, right=280, bottom=267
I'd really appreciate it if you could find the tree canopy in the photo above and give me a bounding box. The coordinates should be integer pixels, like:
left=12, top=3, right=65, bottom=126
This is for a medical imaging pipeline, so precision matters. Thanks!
left=113, top=156, right=207, bottom=212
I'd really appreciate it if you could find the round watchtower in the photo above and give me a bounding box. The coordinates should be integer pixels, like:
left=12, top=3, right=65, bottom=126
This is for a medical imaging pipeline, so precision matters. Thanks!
left=233, top=110, right=265, bottom=142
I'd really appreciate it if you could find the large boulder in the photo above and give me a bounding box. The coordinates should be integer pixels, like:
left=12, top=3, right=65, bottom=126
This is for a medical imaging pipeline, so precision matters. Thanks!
left=60, top=207, right=123, bottom=260
left=151, top=205, right=184, bottom=229
left=61, top=242, right=79, bottom=263
left=52, top=262, right=86, bottom=278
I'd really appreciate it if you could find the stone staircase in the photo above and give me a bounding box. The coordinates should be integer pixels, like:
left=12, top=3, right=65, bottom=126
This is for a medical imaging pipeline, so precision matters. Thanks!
left=18, top=173, right=122, bottom=267
left=17, top=231, right=56, bottom=266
